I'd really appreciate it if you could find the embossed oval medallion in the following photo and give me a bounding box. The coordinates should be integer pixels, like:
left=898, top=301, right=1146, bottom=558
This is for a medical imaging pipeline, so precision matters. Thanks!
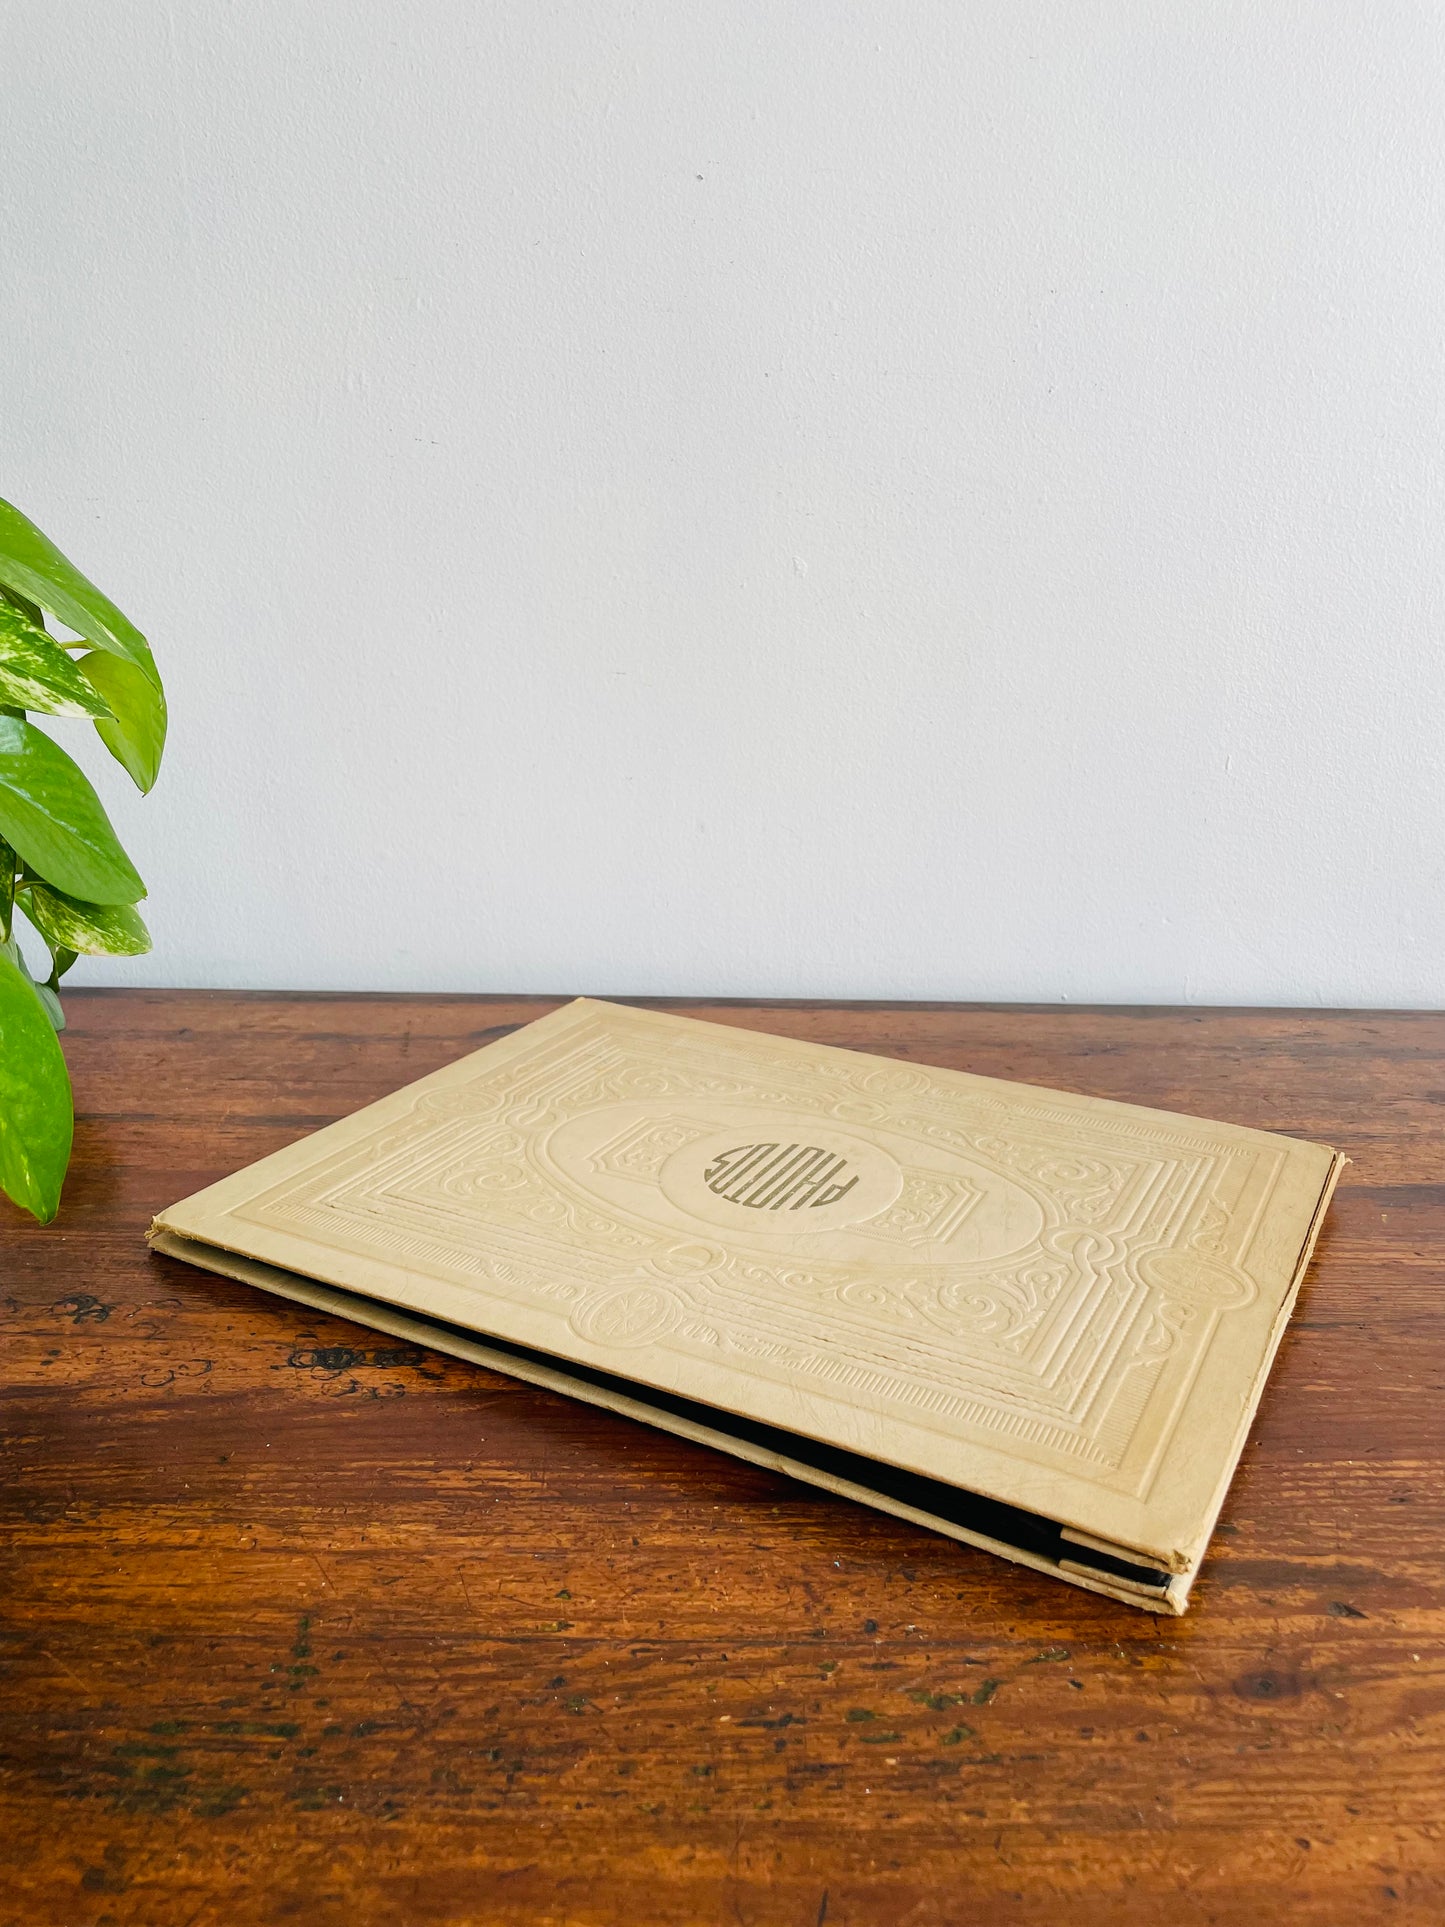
left=569, top=1284, right=680, bottom=1348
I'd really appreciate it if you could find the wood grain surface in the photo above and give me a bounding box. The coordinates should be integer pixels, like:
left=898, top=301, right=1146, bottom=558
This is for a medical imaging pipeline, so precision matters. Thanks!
left=1, top=993, right=1441, bottom=1927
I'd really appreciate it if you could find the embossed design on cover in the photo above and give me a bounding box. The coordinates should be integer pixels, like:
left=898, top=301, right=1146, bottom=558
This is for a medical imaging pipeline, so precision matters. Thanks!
left=225, top=1004, right=1288, bottom=1502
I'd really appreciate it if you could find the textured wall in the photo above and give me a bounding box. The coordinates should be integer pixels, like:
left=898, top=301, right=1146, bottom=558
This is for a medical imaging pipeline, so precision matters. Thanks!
left=4, top=3, right=1442, bottom=1003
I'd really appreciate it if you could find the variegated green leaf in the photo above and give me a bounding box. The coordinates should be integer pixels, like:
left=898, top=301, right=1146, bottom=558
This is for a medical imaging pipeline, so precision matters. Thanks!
left=31, top=976, right=65, bottom=1030
left=0, top=581, right=48, bottom=629
left=0, top=605, right=113, bottom=718
left=0, top=497, right=158, bottom=684
left=77, top=649, right=166, bottom=791
left=36, top=937, right=76, bottom=1026
left=0, top=714, right=146, bottom=904
left=21, top=879, right=151, bottom=957
left=0, top=937, right=73, bottom=1221
left=2, top=925, right=68, bottom=1028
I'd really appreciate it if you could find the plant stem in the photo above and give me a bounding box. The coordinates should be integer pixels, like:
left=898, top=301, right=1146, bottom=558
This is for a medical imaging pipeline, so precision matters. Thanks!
left=0, top=838, right=14, bottom=943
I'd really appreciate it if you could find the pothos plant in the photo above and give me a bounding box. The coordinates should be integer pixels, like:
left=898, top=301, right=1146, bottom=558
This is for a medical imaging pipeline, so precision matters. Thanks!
left=0, top=497, right=166, bottom=1223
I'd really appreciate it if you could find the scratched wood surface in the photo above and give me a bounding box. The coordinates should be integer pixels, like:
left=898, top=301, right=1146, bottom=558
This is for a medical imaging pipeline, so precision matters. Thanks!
left=0, top=995, right=1441, bottom=1927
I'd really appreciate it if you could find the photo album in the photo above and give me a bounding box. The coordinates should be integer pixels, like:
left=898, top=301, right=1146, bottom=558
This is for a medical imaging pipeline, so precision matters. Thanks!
left=152, top=998, right=1343, bottom=1612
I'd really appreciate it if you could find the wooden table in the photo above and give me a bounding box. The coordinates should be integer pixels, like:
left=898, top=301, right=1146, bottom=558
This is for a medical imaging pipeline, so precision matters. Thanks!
left=2, top=994, right=1441, bottom=1926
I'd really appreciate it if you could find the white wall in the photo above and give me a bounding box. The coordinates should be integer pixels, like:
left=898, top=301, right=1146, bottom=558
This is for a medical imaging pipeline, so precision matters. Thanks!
left=4, top=3, right=1442, bottom=1004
